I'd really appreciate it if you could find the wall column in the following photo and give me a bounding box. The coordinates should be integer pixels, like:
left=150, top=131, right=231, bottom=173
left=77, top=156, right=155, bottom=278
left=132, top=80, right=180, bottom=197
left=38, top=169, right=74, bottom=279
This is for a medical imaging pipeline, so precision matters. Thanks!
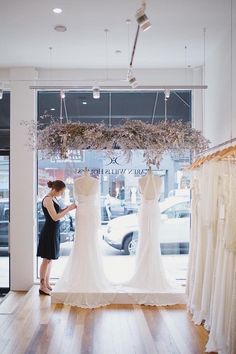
left=10, top=68, right=37, bottom=290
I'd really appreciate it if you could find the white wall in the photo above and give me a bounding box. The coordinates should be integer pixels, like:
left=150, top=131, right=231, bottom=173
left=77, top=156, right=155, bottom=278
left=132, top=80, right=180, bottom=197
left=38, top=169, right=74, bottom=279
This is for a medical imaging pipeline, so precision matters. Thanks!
left=202, top=0, right=236, bottom=146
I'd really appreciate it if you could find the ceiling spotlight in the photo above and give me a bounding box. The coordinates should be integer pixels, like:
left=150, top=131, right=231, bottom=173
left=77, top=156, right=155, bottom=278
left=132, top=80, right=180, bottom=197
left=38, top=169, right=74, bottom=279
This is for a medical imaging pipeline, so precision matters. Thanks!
left=60, top=90, right=65, bottom=99
left=129, top=75, right=138, bottom=89
left=0, top=89, right=3, bottom=100
left=164, top=89, right=170, bottom=100
left=82, top=101, right=87, bottom=105
left=50, top=108, right=55, bottom=111
left=92, top=86, right=100, bottom=99
left=53, top=8, right=62, bottom=14
left=54, top=25, right=67, bottom=32
left=136, top=7, right=151, bottom=31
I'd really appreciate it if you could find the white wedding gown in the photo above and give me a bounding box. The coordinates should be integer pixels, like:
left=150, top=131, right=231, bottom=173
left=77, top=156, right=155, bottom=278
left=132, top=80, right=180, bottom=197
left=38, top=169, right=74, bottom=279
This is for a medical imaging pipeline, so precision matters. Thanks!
left=52, top=173, right=184, bottom=308
left=52, top=176, right=113, bottom=308
left=125, top=173, right=173, bottom=292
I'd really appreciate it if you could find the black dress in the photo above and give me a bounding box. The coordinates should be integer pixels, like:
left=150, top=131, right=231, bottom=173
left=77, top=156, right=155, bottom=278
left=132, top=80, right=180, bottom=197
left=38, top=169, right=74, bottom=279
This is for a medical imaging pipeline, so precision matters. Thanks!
left=37, top=196, right=61, bottom=260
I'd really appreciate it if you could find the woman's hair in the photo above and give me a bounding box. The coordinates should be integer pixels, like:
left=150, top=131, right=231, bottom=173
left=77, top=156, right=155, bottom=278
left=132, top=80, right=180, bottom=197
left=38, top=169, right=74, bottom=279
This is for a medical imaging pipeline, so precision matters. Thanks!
left=47, top=180, right=66, bottom=191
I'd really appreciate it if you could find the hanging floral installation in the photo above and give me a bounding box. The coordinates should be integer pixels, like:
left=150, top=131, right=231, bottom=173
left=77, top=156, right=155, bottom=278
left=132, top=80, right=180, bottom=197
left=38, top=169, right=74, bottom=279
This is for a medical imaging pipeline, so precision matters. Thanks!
left=23, top=119, right=209, bottom=165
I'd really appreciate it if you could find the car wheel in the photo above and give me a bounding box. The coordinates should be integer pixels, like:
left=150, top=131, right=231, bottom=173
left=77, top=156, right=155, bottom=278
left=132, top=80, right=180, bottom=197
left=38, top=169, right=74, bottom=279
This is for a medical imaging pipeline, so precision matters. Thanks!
left=123, top=235, right=137, bottom=255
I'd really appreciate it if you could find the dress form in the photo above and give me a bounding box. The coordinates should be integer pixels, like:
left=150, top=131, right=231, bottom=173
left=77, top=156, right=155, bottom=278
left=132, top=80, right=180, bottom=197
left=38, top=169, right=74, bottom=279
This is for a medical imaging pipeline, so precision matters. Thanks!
left=74, top=167, right=98, bottom=196
left=139, top=167, right=162, bottom=200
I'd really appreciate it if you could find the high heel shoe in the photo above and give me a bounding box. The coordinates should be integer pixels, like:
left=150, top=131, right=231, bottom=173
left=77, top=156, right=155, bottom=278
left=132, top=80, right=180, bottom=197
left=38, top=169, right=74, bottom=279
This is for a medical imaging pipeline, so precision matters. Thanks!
left=39, top=289, right=51, bottom=296
left=47, top=285, right=53, bottom=291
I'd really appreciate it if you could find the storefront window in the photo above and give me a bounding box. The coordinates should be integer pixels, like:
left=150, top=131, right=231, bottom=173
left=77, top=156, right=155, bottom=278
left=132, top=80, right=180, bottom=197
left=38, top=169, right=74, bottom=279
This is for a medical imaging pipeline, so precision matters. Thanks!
left=37, top=150, right=191, bottom=286
left=37, top=90, right=191, bottom=286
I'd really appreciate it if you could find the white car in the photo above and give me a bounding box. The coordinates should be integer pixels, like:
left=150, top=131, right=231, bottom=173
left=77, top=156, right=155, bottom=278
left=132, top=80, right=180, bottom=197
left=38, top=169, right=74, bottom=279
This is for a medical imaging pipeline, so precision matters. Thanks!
left=103, top=196, right=191, bottom=255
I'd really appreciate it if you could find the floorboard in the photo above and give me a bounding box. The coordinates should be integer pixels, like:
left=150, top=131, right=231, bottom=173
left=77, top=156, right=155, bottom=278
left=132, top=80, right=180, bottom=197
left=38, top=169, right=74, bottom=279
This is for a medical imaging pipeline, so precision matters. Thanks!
left=0, top=287, right=217, bottom=354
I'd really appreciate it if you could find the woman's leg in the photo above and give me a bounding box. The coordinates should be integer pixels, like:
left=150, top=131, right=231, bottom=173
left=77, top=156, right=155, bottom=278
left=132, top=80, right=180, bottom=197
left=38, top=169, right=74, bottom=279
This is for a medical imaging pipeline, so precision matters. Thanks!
left=39, top=259, right=51, bottom=294
left=45, top=260, right=52, bottom=290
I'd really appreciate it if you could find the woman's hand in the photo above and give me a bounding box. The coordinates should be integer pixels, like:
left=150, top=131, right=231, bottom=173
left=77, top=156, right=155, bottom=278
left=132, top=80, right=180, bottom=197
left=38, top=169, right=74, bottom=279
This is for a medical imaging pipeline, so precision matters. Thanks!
left=67, top=203, right=77, bottom=211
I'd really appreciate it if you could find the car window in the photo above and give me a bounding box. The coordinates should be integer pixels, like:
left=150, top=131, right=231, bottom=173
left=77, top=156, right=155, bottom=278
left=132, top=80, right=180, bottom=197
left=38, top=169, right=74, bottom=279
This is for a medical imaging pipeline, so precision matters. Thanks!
left=163, top=201, right=190, bottom=219
left=3, top=208, right=9, bottom=221
left=0, top=203, right=9, bottom=221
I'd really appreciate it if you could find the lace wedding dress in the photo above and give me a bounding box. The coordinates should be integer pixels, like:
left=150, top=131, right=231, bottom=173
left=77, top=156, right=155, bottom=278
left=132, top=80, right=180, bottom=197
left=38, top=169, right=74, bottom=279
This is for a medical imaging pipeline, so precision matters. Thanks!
left=124, top=172, right=173, bottom=293
left=52, top=175, right=113, bottom=308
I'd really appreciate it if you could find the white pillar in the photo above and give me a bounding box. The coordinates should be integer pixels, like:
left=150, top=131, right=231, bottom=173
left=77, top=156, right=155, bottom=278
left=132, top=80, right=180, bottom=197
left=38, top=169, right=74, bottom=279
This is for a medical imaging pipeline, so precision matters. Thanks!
left=10, top=68, right=37, bottom=290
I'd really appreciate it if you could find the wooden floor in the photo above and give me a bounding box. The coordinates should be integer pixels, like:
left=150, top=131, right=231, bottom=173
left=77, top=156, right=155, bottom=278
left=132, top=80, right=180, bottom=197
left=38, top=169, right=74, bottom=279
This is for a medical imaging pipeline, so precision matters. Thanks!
left=0, top=286, right=217, bottom=354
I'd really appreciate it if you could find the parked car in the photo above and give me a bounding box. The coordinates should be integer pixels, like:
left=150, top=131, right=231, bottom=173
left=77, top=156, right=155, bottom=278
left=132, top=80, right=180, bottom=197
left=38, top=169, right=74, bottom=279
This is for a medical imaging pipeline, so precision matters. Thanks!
left=0, top=200, right=73, bottom=247
left=168, top=189, right=190, bottom=198
left=103, top=196, right=191, bottom=255
left=0, top=199, right=9, bottom=247
left=101, top=195, right=140, bottom=223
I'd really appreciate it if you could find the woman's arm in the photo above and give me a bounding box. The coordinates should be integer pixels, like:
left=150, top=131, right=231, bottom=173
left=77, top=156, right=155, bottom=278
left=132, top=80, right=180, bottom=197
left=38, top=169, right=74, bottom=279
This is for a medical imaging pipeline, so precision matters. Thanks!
left=43, top=198, right=76, bottom=221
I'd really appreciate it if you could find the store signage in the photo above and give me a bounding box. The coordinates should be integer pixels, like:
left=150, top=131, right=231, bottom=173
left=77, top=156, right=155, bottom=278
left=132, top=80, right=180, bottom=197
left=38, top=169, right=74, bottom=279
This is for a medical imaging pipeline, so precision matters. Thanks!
left=75, top=168, right=164, bottom=175
left=50, top=150, right=84, bottom=163
left=105, top=157, right=120, bottom=165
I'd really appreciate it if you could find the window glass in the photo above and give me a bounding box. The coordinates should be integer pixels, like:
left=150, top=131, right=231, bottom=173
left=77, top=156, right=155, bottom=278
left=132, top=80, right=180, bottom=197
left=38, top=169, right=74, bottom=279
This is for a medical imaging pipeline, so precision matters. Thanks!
left=37, top=90, right=192, bottom=287
left=0, top=155, right=10, bottom=293
left=37, top=150, right=191, bottom=287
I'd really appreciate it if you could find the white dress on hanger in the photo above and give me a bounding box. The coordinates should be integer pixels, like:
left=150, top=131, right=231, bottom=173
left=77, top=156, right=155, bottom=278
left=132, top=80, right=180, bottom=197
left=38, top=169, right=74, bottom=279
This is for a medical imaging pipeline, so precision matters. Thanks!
left=125, top=172, right=172, bottom=292
left=52, top=174, right=112, bottom=307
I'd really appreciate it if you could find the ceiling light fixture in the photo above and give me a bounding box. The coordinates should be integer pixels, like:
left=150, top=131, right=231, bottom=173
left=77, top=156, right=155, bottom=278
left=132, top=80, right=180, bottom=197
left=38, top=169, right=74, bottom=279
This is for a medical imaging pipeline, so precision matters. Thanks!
left=50, top=108, right=55, bottom=111
left=60, top=90, right=65, bottom=99
left=82, top=101, right=87, bottom=105
left=53, top=8, right=62, bottom=14
left=164, top=89, right=170, bottom=100
left=128, top=67, right=138, bottom=88
left=54, top=25, right=67, bottom=32
left=129, top=76, right=138, bottom=89
left=0, top=89, right=3, bottom=100
left=92, top=86, right=100, bottom=99
left=135, top=2, right=151, bottom=32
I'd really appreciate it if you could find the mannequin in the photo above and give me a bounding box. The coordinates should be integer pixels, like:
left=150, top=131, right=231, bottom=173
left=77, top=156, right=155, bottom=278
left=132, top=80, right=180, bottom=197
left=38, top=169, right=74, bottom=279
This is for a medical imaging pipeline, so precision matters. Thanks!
left=74, top=167, right=98, bottom=196
left=138, top=166, right=162, bottom=200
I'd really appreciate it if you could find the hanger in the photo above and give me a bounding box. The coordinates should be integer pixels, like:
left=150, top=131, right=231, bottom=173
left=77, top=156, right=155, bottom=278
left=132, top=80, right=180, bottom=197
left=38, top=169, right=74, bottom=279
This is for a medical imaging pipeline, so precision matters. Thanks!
left=214, top=145, right=236, bottom=160
left=188, top=144, right=236, bottom=170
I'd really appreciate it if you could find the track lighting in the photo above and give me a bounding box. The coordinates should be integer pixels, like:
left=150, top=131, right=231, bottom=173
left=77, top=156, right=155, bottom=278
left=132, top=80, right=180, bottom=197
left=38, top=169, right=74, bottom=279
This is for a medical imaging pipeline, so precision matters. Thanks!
left=135, top=6, right=151, bottom=32
left=129, top=75, right=138, bottom=89
left=60, top=90, right=65, bottom=99
left=164, top=89, right=170, bottom=100
left=92, top=86, right=100, bottom=99
left=0, top=89, right=3, bottom=100
left=127, top=67, right=138, bottom=89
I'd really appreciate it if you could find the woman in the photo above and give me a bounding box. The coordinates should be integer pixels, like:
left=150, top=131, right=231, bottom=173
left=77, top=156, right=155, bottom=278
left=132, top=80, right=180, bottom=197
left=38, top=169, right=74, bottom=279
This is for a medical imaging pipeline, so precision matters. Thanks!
left=37, top=180, right=76, bottom=295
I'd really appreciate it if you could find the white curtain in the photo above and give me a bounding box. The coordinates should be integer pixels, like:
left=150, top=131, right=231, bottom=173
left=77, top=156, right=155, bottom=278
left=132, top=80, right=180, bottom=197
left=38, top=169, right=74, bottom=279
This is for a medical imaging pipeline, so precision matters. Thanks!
left=186, top=160, right=236, bottom=354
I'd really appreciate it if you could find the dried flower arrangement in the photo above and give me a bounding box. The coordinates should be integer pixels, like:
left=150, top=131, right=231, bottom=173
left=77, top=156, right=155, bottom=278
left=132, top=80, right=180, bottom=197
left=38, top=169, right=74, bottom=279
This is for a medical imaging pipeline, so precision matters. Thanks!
left=22, top=119, right=209, bottom=165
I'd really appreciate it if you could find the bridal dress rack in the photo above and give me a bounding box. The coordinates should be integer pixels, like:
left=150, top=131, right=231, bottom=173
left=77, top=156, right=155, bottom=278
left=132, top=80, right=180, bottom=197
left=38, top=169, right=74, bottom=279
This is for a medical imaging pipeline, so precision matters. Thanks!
left=187, top=144, right=236, bottom=354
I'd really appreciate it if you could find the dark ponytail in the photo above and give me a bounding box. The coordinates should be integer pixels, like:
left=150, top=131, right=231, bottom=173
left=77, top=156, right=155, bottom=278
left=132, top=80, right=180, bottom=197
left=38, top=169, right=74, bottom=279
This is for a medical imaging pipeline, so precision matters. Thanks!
left=47, top=180, right=66, bottom=191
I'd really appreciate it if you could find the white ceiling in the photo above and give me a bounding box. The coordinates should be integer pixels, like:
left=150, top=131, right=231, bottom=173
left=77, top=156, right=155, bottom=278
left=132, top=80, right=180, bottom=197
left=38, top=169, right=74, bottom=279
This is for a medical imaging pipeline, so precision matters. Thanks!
left=0, top=0, right=230, bottom=69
